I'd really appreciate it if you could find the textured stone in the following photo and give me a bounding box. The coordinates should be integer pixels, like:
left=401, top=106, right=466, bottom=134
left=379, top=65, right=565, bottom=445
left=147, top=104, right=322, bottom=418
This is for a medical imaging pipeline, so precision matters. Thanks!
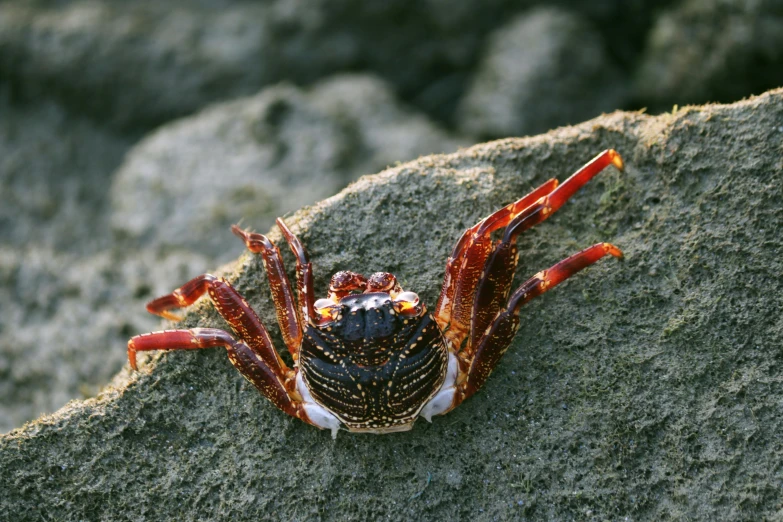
left=635, top=0, right=783, bottom=110
left=110, top=75, right=463, bottom=260
left=458, top=8, right=627, bottom=139
left=0, top=246, right=211, bottom=432
left=0, top=0, right=664, bottom=129
left=0, top=94, right=132, bottom=432
left=0, top=92, right=129, bottom=253
left=3, top=89, right=782, bottom=519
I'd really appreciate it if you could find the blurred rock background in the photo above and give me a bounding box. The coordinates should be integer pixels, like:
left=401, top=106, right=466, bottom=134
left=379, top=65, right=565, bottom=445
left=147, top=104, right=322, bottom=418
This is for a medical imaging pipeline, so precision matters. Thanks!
left=1, top=0, right=782, bottom=432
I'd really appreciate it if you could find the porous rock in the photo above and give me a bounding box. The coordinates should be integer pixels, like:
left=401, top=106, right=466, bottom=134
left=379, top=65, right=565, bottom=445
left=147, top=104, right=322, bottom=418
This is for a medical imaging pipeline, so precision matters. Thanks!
left=0, top=91, right=129, bottom=253
left=0, top=0, right=667, bottom=130
left=458, top=8, right=628, bottom=139
left=110, top=74, right=463, bottom=260
left=0, top=93, right=133, bottom=432
left=0, top=246, right=211, bottom=432
left=0, top=0, right=324, bottom=130
left=2, top=89, right=782, bottom=520
left=635, top=0, right=783, bottom=111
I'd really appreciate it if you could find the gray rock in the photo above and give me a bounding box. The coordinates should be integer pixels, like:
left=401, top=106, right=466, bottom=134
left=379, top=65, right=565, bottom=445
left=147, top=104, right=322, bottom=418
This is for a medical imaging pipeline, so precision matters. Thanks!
left=110, top=75, right=464, bottom=260
left=3, top=88, right=783, bottom=519
left=0, top=246, right=211, bottom=432
left=457, top=8, right=628, bottom=139
left=0, top=1, right=295, bottom=130
left=0, top=0, right=470, bottom=129
left=635, top=0, right=783, bottom=110
left=0, top=92, right=129, bottom=253
left=0, top=94, right=138, bottom=433
left=0, top=0, right=661, bottom=129
left=0, top=74, right=461, bottom=433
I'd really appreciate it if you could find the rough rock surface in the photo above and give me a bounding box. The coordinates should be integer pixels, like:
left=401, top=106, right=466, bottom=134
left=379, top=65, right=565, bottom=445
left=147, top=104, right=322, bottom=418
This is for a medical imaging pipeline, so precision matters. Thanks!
left=458, top=8, right=628, bottom=139
left=0, top=74, right=462, bottom=432
left=635, top=0, right=783, bottom=111
left=0, top=0, right=665, bottom=129
left=0, top=92, right=132, bottom=431
left=110, top=75, right=463, bottom=260
left=0, top=91, right=129, bottom=253
left=2, top=90, right=783, bottom=520
left=0, top=247, right=211, bottom=431
left=0, top=0, right=339, bottom=130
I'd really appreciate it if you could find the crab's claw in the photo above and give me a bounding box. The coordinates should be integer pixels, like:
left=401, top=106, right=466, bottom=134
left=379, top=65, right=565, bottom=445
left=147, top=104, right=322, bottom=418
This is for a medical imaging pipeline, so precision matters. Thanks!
left=127, top=338, right=139, bottom=371
left=607, top=149, right=624, bottom=171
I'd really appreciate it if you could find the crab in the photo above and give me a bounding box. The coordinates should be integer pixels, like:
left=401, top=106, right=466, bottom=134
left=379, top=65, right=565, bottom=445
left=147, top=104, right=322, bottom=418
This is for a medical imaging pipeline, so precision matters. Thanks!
left=128, top=149, right=625, bottom=437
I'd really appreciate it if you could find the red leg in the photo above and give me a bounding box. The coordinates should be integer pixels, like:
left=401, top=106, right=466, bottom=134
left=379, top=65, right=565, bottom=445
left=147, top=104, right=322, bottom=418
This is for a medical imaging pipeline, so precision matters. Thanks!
left=455, top=242, right=623, bottom=405
left=146, top=274, right=216, bottom=322
left=231, top=225, right=302, bottom=360
left=435, top=149, right=623, bottom=353
left=127, top=328, right=314, bottom=425
left=276, top=218, right=316, bottom=325
left=468, top=150, right=623, bottom=351
left=145, top=274, right=289, bottom=379
left=434, top=178, right=559, bottom=339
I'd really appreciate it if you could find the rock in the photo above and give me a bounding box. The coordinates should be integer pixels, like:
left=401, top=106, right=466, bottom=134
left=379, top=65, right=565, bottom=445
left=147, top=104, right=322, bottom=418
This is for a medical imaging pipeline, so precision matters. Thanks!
left=635, top=0, right=783, bottom=110
left=0, top=93, right=135, bottom=432
left=308, top=76, right=466, bottom=177
left=0, top=91, right=129, bottom=253
left=0, top=1, right=308, bottom=130
left=110, top=74, right=464, bottom=260
left=0, top=246, right=211, bottom=432
left=0, top=0, right=664, bottom=129
left=0, top=74, right=461, bottom=432
left=3, top=88, right=782, bottom=519
left=0, top=0, right=474, bottom=128
left=457, top=8, right=628, bottom=139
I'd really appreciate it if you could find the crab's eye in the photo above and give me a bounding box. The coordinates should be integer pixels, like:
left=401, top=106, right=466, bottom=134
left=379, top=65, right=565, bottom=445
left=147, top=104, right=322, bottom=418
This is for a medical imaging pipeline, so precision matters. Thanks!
left=367, top=272, right=401, bottom=294
left=392, top=291, right=422, bottom=316
left=329, top=271, right=367, bottom=297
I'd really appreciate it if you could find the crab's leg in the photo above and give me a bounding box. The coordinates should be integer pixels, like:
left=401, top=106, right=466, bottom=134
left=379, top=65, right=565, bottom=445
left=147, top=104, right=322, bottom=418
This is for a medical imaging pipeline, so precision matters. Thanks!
left=466, top=150, right=623, bottom=353
left=231, top=225, right=302, bottom=360
left=433, top=178, right=559, bottom=338
left=435, top=149, right=623, bottom=352
left=452, top=242, right=622, bottom=407
left=127, top=328, right=316, bottom=426
left=146, top=274, right=289, bottom=379
left=276, top=218, right=316, bottom=326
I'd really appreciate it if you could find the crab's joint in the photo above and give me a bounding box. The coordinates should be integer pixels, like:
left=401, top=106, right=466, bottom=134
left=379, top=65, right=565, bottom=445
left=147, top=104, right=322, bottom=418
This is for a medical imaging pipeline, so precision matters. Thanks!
left=603, top=242, right=624, bottom=259
left=127, top=338, right=138, bottom=370
left=313, top=299, right=340, bottom=325
left=127, top=329, right=200, bottom=371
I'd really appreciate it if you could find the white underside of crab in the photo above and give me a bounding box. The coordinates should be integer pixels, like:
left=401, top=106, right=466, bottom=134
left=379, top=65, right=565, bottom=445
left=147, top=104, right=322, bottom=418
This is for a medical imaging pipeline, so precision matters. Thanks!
left=297, top=351, right=460, bottom=439
left=295, top=372, right=341, bottom=438
left=419, top=351, right=459, bottom=422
